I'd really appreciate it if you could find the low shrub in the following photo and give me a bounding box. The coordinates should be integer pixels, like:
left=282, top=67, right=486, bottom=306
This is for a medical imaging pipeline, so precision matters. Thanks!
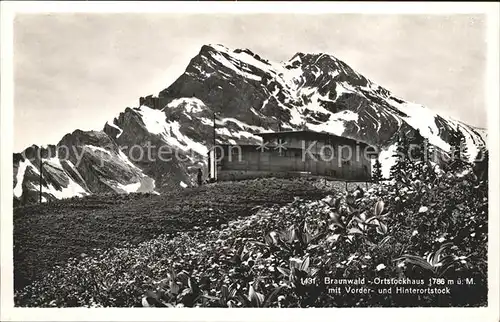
left=15, top=168, right=487, bottom=307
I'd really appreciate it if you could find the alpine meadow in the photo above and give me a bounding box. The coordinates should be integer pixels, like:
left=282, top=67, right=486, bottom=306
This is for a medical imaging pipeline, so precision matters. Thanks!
left=12, top=17, right=490, bottom=309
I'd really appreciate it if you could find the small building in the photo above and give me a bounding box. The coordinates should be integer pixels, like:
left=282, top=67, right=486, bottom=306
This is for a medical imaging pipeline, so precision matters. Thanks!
left=207, top=130, right=377, bottom=182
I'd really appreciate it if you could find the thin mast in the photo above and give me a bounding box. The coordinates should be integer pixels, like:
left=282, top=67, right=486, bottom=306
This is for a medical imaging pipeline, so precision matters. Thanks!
left=39, top=149, right=42, bottom=203
left=213, top=110, right=217, bottom=180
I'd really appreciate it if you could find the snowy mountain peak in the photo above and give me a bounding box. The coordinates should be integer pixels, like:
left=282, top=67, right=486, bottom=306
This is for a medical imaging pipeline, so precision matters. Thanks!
left=14, top=44, right=487, bottom=204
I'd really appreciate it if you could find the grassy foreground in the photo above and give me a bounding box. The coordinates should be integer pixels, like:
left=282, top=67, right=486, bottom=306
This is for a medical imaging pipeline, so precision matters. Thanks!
left=14, top=171, right=487, bottom=307
left=14, top=178, right=330, bottom=292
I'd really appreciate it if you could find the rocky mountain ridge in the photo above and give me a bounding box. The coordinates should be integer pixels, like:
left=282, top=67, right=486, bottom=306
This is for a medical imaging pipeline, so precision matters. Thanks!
left=13, top=44, right=487, bottom=205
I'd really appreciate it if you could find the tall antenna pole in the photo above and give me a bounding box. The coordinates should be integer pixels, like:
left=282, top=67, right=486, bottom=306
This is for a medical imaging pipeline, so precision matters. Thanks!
left=212, top=109, right=217, bottom=180
left=39, top=150, right=42, bottom=203
left=213, top=110, right=216, bottom=147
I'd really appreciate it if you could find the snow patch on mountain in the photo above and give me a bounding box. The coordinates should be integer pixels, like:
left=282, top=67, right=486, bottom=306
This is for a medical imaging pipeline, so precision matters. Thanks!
left=44, top=155, right=63, bottom=168
left=86, top=145, right=112, bottom=155
left=282, top=65, right=304, bottom=88
left=216, top=127, right=262, bottom=143
left=288, top=106, right=305, bottom=126
left=308, top=110, right=358, bottom=135
left=210, top=44, right=287, bottom=80
left=301, top=89, right=335, bottom=115
left=44, top=177, right=88, bottom=200
left=136, top=106, right=169, bottom=135
left=14, top=159, right=31, bottom=198
left=385, top=97, right=451, bottom=152
left=218, top=117, right=269, bottom=133
left=169, top=121, right=208, bottom=155
left=106, top=119, right=123, bottom=138
left=336, top=82, right=359, bottom=97
left=200, top=117, right=214, bottom=126
left=83, top=144, right=157, bottom=194
left=114, top=181, right=142, bottom=193
left=42, top=156, right=88, bottom=200
left=15, top=159, right=41, bottom=198
left=378, top=144, right=398, bottom=179
left=208, top=47, right=262, bottom=81
left=137, top=105, right=208, bottom=156
left=166, top=97, right=206, bottom=113
left=208, top=44, right=306, bottom=95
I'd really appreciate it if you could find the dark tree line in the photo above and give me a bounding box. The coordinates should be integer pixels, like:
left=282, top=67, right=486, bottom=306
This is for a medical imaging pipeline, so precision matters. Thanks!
left=371, top=126, right=487, bottom=185
left=388, top=127, right=475, bottom=183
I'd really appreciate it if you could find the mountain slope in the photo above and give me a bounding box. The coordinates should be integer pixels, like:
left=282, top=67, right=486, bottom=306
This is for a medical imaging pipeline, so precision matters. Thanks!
left=13, top=44, right=487, bottom=204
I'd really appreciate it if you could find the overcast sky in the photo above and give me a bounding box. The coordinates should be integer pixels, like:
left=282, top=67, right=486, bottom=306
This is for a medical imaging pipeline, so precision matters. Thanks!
left=13, top=13, right=486, bottom=151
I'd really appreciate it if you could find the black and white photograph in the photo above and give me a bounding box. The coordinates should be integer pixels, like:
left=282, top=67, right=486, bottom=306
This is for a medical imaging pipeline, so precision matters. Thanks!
left=1, top=2, right=499, bottom=321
